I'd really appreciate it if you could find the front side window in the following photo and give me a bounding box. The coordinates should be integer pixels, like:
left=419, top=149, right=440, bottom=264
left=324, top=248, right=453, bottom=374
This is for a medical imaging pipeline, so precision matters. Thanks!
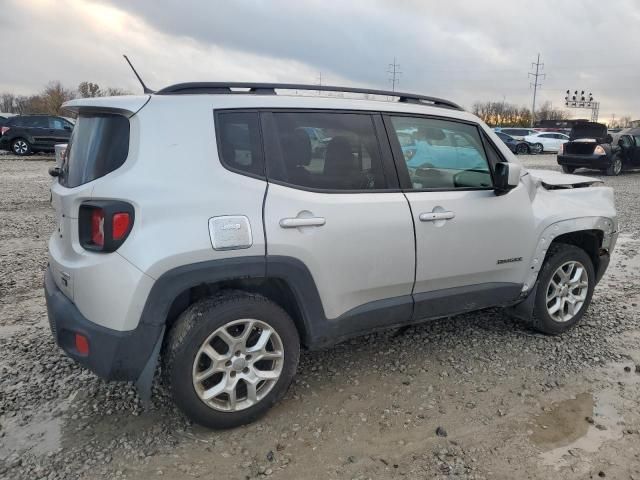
left=49, top=117, right=67, bottom=130
left=267, top=112, right=386, bottom=191
left=619, top=135, right=632, bottom=147
left=216, top=112, right=264, bottom=177
left=389, top=116, right=493, bottom=190
left=634, top=135, right=640, bottom=147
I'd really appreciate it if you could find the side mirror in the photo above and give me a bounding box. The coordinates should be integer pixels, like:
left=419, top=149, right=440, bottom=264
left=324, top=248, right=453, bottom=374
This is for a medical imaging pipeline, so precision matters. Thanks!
left=494, top=162, right=521, bottom=195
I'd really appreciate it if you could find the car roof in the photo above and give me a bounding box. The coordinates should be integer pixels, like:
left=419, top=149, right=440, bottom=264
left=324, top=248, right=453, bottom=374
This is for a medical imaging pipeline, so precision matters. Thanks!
left=64, top=92, right=482, bottom=124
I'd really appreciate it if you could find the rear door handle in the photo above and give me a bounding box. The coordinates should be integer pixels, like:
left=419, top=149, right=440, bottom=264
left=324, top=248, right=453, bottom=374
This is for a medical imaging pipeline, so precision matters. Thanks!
left=419, top=211, right=455, bottom=222
left=279, top=217, right=326, bottom=228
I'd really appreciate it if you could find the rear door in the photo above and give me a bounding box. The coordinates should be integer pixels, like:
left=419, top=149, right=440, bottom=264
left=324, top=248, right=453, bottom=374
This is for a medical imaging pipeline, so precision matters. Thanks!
left=384, top=114, right=536, bottom=320
left=27, top=116, right=51, bottom=148
left=262, top=110, right=415, bottom=324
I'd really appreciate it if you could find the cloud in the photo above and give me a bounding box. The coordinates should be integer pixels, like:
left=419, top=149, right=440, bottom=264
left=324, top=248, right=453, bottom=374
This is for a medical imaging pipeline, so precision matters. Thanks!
left=3, top=0, right=639, bottom=119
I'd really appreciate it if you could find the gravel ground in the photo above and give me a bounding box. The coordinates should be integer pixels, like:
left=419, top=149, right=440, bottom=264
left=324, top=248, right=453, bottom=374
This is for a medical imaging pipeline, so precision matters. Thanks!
left=1, top=154, right=639, bottom=480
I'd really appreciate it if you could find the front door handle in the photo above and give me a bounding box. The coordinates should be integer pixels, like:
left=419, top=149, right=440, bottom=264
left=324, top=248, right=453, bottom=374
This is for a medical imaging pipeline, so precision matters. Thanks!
left=419, top=211, right=455, bottom=222
left=279, top=217, right=326, bottom=228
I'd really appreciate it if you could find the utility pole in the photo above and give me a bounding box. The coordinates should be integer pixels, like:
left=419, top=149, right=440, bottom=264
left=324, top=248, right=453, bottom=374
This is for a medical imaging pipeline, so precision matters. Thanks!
left=528, top=53, right=545, bottom=127
left=610, top=113, right=616, bottom=127
left=316, top=72, right=322, bottom=95
left=387, top=57, right=402, bottom=92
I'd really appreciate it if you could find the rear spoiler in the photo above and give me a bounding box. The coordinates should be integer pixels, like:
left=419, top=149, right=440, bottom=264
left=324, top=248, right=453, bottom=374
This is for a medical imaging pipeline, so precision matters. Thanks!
left=62, top=95, right=151, bottom=118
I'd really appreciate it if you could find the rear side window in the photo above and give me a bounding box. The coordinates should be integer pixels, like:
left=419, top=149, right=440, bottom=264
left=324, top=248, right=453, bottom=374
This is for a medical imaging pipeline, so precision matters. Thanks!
left=266, top=112, right=387, bottom=191
left=388, top=116, right=493, bottom=190
left=60, top=114, right=129, bottom=188
left=216, top=112, right=264, bottom=177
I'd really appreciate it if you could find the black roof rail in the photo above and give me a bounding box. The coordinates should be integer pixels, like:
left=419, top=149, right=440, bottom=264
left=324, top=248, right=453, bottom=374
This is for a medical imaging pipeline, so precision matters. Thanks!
left=155, top=82, right=462, bottom=110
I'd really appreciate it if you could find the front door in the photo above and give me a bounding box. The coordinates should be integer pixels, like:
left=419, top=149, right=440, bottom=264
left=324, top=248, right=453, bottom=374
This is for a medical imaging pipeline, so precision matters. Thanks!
left=384, top=114, right=537, bottom=320
left=262, top=111, right=415, bottom=323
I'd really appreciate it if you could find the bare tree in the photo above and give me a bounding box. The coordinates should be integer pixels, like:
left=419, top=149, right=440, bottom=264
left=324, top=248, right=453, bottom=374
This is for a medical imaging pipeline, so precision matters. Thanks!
left=103, top=87, right=131, bottom=96
left=78, top=81, right=102, bottom=98
left=40, top=82, right=76, bottom=115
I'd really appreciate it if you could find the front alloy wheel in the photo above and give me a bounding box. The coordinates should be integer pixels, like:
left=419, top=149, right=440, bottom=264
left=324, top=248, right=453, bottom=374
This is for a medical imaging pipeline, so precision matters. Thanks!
left=606, top=157, right=622, bottom=176
left=545, top=261, right=589, bottom=323
left=531, top=243, right=595, bottom=335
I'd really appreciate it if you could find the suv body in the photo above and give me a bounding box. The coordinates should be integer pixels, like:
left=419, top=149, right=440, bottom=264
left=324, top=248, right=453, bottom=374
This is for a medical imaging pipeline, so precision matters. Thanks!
left=45, top=84, right=618, bottom=428
left=524, top=132, right=569, bottom=153
left=0, top=114, right=73, bottom=155
left=494, top=127, right=538, bottom=141
left=557, top=122, right=638, bottom=176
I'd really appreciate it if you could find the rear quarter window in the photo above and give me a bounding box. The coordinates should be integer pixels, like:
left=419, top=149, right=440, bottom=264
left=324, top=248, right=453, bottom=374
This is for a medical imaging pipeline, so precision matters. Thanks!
left=60, top=114, right=129, bottom=188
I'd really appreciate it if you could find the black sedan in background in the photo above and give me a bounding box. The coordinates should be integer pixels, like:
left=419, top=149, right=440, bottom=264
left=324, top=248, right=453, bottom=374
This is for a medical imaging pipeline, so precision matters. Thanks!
left=495, top=131, right=539, bottom=154
left=0, top=115, right=73, bottom=155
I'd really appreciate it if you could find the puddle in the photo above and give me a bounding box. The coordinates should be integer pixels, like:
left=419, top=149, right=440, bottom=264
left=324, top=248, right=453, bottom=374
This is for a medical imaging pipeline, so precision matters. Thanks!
left=529, top=391, right=624, bottom=469
left=0, top=324, right=26, bottom=338
left=0, top=393, right=76, bottom=459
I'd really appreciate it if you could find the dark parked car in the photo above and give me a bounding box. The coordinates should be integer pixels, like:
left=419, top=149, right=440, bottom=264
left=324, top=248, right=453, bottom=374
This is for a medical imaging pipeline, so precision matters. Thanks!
left=556, top=122, right=637, bottom=176
left=0, top=115, right=73, bottom=156
left=495, top=131, right=539, bottom=154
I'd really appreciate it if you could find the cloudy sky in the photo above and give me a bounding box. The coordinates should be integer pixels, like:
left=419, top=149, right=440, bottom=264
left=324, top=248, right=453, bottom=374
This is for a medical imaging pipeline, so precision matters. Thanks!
left=2, top=0, right=639, bottom=120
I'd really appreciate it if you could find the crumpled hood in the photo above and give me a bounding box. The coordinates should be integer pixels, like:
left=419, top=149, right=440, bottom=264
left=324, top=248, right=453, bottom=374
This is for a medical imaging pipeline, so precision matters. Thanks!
left=526, top=169, right=603, bottom=188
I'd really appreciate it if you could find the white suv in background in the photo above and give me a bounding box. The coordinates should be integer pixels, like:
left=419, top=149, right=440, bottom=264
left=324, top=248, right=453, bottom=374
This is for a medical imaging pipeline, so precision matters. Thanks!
left=45, top=83, right=617, bottom=429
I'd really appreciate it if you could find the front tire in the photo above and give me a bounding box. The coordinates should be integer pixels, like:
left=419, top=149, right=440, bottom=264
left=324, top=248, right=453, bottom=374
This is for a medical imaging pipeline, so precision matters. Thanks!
left=163, top=293, right=300, bottom=429
left=530, top=244, right=595, bottom=335
left=606, top=156, right=623, bottom=176
left=535, top=143, right=544, bottom=154
left=11, top=138, right=32, bottom=156
left=561, top=165, right=575, bottom=174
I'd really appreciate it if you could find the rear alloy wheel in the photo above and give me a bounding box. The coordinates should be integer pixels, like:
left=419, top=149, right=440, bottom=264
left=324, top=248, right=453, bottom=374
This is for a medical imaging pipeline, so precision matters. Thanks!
left=535, top=143, right=544, bottom=154
left=515, top=143, right=529, bottom=155
left=606, top=157, right=623, bottom=176
left=164, top=293, right=300, bottom=429
left=531, top=244, right=595, bottom=335
left=561, top=165, right=576, bottom=174
left=11, top=138, right=31, bottom=156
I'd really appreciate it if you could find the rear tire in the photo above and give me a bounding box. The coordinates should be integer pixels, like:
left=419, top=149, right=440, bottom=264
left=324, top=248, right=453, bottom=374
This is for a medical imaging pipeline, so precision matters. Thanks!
left=530, top=244, right=595, bottom=335
left=163, top=292, right=300, bottom=429
left=11, top=138, right=31, bottom=156
left=606, top=156, right=623, bottom=176
left=561, top=165, right=576, bottom=174
left=515, top=143, right=529, bottom=155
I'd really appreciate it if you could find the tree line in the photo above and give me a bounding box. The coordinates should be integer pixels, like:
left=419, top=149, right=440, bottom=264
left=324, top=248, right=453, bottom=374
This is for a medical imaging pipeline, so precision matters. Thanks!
left=0, top=82, right=130, bottom=116
left=471, top=100, right=570, bottom=127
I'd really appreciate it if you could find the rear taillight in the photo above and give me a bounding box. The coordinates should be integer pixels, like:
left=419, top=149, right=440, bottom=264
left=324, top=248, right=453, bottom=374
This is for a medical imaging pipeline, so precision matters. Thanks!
left=79, top=201, right=134, bottom=252
left=0, top=127, right=10, bottom=136
left=91, top=209, right=105, bottom=247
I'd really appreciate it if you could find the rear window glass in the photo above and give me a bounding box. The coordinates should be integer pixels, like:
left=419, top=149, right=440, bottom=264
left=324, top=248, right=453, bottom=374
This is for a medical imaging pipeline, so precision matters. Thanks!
left=60, top=114, right=129, bottom=188
left=216, top=112, right=265, bottom=177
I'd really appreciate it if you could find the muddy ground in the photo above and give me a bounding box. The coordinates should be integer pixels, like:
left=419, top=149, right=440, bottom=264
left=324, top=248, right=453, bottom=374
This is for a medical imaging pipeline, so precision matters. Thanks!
left=0, top=153, right=639, bottom=480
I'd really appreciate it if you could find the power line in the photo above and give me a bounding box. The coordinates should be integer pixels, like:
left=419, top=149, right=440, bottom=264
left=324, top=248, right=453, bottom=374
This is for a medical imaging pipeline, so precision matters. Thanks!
left=528, top=53, right=545, bottom=127
left=387, top=57, right=402, bottom=92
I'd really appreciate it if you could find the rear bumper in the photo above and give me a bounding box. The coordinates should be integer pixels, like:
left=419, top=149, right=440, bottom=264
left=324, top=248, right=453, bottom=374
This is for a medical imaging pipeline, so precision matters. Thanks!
left=44, top=266, right=162, bottom=381
left=557, top=153, right=610, bottom=168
